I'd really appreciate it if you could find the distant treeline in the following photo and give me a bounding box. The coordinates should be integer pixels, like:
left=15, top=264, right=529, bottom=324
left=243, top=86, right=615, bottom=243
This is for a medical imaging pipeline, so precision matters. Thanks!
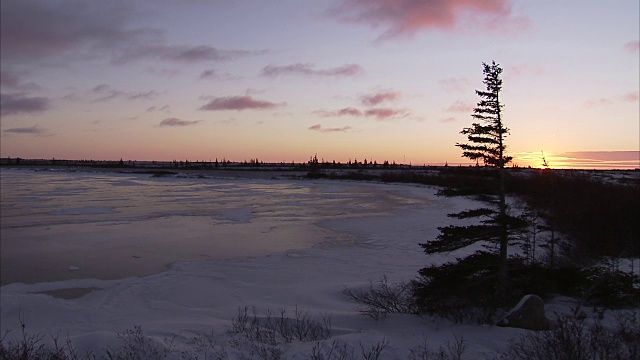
left=0, top=156, right=449, bottom=170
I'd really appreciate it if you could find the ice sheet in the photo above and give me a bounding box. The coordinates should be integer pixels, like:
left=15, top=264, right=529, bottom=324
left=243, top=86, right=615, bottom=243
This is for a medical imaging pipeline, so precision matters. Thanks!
left=2, top=169, right=414, bottom=285
left=1, top=168, right=594, bottom=358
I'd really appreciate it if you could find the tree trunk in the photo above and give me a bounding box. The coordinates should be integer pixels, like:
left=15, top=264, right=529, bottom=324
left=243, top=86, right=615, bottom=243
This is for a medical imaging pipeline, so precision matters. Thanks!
left=497, top=166, right=508, bottom=302
left=496, top=91, right=508, bottom=302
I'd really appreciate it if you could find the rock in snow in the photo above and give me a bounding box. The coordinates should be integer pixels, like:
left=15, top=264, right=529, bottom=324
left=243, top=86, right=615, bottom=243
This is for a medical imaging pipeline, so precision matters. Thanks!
left=498, top=294, right=551, bottom=331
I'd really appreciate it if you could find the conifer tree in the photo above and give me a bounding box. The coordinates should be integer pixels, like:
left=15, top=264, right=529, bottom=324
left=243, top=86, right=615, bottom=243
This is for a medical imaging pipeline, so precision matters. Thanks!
left=418, top=61, right=524, bottom=309
left=461, top=60, right=511, bottom=294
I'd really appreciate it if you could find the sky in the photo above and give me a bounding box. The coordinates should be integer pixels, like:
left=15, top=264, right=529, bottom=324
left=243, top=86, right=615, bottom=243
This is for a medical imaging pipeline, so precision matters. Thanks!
left=1, top=0, right=638, bottom=169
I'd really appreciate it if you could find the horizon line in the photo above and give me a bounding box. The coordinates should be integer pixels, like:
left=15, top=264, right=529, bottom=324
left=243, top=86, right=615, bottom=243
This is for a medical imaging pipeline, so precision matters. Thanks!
left=1, top=157, right=638, bottom=171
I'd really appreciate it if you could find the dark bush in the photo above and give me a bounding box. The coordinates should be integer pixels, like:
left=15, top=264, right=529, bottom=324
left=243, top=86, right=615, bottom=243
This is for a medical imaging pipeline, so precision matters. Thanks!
left=507, top=170, right=640, bottom=258
left=581, top=266, right=640, bottom=307
left=413, top=251, right=505, bottom=323
left=414, top=254, right=639, bottom=324
left=501, top=311, right=640, bottom=360
left=343, top=276, right=418, bottom=320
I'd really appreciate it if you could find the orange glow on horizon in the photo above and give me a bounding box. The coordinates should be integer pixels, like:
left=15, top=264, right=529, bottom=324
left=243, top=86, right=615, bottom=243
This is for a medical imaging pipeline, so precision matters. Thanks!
left=512, top=151, right=640, bottom=170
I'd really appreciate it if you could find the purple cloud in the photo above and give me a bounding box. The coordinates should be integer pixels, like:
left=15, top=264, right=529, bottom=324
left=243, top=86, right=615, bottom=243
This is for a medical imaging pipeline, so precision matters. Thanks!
left=364, top=108, right=407, bottom=120
left=144, top=67, right=180, bottom=78
left=127, top=90, right=159, bottom=101
left=0, top=71, right=21, bottom=88
left=0, top=70, right=41, bottom=91
left=158, top=118, right=202, bottom=127
left=3, top=125, right=49, bottom=135
left=261, top=63, right=364, bottom=78
left=309, top=124, right=352, bottom=133
left=147, top=105, right=171, bottom=113
left=1, top=93, right=51, bottom=116
left=328, top=0, right=524, bottom=41
left=165, top=46, right=261, bottom=63
left=360, top=91, right=400, bottom=106
left=114, top=45, right=265, bottom=65
left=0, top=1, right=265, bottom=66
left=198, top=69, right=234, bottom=81
left=91, top=84, right=111, bottom=93
left=90, top=84, right=158, bottom=102
left=199, top=69, right=218, bottom=80
left=90, top=84, right=122, bottom=102
left=0, top=1, right=152, bottom=63
left=199, top=96, right=284, bottom=111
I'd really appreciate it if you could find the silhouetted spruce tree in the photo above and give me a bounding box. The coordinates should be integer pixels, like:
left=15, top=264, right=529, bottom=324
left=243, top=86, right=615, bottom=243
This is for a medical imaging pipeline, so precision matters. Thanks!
left=417, top=61, right=525, bottom=313
left=307, top=154, right=321, bottom=177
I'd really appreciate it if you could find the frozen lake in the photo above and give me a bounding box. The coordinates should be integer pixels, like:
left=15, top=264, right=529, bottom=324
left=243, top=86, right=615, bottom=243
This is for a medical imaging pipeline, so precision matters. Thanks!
left=1, top=168, right=430, bottom=285
left=1, top=167, right=587, bottom=358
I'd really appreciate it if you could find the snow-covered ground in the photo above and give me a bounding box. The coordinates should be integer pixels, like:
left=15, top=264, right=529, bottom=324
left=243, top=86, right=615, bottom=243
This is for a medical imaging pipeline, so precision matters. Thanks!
left=0, top=168, right=607, bottom=358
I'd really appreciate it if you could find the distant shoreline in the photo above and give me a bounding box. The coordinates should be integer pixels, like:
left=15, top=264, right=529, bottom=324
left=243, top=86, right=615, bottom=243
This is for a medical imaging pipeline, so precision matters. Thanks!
left=1, top=157, right=638, bottom=172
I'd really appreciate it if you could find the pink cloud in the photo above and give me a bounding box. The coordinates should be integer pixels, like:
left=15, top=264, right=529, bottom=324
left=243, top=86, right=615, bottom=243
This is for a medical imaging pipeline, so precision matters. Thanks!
left=585, top=98, right=613, bottom=108
left=0, top=92, right=51, bottom=116
left=446, top=100, right=473, bottom=113
left=315, top=106, right=407, bottom=120
left=360, top=91, right=400, bottom=106
left=329, top=0, right=522, bottom=40
left=585, top=91, right=639, bottom=108
left=441, top=117, right=457, bottom=123
left=439, top=77, right=472, bottom=92
left=158, top=118, right=202, bottom=127
left=308, top=124, right=352, bottom=133
left=337, top=107, right=363, bottom=116
left=364, top=108, right=407, bottom=120
left=312, top=110, right=333, bottom=117
left=506, top=64, right=546, bottom=78
left=261, top=63, right=364, bottom=78
left=623, top=40, right=639, bottom=53
left=313, top=107, right=363, bottom=117
left=620, top=91, right=639, bottom=103
left=199, top=95, right=284, bottom=111
left=560, top=151, right=640, bottom=162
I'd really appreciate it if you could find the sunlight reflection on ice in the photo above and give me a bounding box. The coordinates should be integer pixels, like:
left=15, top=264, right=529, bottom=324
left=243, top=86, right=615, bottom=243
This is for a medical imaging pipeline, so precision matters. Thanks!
left=0, top=169, right=427, bottom=285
